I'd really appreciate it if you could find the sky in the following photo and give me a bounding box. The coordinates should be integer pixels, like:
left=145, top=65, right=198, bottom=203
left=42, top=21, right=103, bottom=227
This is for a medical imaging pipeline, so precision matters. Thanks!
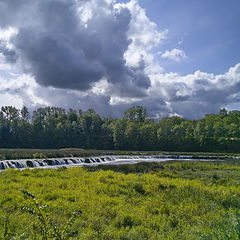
left=0, top=0, right=239, bottom=119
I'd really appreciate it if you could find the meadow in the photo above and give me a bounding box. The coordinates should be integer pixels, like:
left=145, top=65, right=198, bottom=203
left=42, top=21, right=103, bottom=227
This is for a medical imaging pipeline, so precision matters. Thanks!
left=0, top=160, right=240, bottom=239
left=0, top=148, right=239, bottom=160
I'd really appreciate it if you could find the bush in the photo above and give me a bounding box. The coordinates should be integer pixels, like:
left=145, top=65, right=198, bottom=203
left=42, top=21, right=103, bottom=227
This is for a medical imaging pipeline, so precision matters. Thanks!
left=32, top=153, right=47, bottom=159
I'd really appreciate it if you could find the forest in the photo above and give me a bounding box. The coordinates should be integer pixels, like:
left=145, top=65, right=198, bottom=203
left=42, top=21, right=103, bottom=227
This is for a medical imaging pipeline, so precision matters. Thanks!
left=0, top=106, right=240, bottom=152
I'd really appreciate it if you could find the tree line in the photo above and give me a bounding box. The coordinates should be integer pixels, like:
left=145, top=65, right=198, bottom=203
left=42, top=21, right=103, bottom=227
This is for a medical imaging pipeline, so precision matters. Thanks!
left=0, top=106, right=239, bottom=152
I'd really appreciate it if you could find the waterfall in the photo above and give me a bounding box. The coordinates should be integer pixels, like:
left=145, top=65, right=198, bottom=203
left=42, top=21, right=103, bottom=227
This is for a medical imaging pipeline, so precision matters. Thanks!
left=0, top=154, right=225, bottom=171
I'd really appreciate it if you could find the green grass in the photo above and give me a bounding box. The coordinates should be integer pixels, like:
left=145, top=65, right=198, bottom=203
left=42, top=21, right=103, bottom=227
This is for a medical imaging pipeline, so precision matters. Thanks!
left=0, top=148, right=240, bottom=160
left=0, top=161, right=240, bottom=239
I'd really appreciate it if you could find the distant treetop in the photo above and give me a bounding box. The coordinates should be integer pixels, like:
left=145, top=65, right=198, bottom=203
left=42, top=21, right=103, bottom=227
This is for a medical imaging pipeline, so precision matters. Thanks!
left=124, top=106, right=147, bottom=122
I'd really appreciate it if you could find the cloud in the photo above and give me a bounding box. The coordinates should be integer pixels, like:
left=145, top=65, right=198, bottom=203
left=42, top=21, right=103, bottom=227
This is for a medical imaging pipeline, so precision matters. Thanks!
left=0, top=0, right=240, bottom=120
left=117, top=0, right=167, bottom=70
left=0, top=0, right=161, bottom=98
left=0, top=27, right=18, bottom=65
left=161, top=48, right=187, bottom=62
left=1, top=62, right=240, bottom=120
left=149, top=63, right=240, bottom=118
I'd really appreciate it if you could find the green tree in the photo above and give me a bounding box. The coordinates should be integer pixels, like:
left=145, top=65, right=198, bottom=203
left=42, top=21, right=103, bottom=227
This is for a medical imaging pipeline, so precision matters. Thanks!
left=218, top=108, right=228, bottom=118
left=124, top=106, right=147, bottom=122
left=80, top=109, right=103, bottom=149
left=125, top=121, right=141, bottom=150
left=112, top=119, right=127, bottom=150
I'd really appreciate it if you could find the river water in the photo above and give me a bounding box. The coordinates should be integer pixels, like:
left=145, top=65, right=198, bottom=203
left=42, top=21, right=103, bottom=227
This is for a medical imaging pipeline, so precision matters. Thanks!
left=0, top=155, right=230, bottom=171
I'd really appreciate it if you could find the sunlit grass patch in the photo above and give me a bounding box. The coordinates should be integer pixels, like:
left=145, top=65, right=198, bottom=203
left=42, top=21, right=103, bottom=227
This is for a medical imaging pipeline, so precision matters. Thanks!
left=0, top=161, right=240, bottom=239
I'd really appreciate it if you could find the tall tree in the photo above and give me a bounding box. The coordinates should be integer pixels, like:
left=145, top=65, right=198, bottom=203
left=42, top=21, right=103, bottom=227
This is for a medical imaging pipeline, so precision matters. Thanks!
left=124, top=106, right=147, bottom=122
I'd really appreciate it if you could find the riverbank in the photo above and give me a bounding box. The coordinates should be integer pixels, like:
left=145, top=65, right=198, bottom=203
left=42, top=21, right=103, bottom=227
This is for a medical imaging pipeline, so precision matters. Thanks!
left=0, top=148, right=240, bottom=160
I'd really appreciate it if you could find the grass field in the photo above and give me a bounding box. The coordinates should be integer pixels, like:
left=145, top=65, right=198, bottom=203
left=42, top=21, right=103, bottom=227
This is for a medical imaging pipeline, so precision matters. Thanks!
left=0, top=148, right=239, bottom=160
left=0, top=160, right=240, bottom=239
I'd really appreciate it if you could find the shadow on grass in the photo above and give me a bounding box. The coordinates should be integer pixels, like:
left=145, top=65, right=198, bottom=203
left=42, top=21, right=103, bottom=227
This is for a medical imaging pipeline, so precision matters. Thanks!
left=84, top=162, right=169, bottom=174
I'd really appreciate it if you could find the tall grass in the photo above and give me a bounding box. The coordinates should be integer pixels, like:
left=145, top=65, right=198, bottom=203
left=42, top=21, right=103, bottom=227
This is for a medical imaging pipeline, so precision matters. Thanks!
left=0, top=148, right=239, bottom=160
left=0, top=161, right=240, bottom=239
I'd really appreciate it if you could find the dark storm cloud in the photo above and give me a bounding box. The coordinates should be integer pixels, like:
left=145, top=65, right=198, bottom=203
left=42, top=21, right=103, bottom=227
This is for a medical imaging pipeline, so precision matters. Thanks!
left=36, top=85, right=169, bottom=119
left=0, top=0, right=150, bottom=95
left=0, top=0, right=31, bottom=27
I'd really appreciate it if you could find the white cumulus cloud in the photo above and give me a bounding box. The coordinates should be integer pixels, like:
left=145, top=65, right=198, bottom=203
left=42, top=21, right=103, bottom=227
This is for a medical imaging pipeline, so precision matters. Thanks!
left=161, top=48, right=187, bottom=62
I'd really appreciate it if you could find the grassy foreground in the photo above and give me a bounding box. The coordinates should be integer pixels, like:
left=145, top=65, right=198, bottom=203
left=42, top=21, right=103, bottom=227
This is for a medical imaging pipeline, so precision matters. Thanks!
left=0, top=161, right=240, bottom=239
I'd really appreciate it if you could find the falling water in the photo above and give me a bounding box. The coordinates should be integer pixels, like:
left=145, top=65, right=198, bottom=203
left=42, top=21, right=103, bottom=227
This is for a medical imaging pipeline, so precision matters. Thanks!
left=0, top=155, right=227, bottom=171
